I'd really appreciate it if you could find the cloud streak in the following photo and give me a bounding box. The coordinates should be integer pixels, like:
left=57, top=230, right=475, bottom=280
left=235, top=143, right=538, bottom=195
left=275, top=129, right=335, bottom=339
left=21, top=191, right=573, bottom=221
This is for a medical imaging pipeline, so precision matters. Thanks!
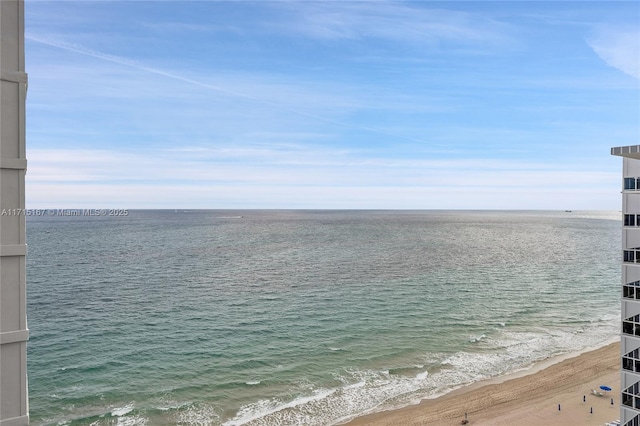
left=26, top=34, right=446, bottom=147
left=27, top=147, right=615, bottom=192
left=588, top=26, right=640, bottom=80
left=273, top=1, right=514, bottom=48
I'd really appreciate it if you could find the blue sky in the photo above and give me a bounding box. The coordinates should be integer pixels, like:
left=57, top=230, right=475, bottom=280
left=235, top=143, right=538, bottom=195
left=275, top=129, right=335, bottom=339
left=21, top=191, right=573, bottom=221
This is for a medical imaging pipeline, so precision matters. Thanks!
left=25, top=1, right=639, bottom=209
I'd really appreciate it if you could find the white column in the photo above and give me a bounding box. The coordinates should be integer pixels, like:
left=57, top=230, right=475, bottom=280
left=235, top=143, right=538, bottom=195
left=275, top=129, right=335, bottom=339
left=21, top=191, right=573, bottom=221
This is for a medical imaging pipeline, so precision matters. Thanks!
left=0, top=0, right=29, bottom=424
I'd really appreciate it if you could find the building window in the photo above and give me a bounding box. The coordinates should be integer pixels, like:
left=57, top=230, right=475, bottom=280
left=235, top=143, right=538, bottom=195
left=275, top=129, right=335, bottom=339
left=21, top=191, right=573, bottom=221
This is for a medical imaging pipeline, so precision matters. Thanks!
left=623, top=281, right=640, bottom=300
left=626, top=177, right=636, bottom=190
left=626, top=214, right=637, bottom=226
left=622, top=315, right=640, bottom=336
left=625, top=416, right=640, bottom=426
left=621, top=352, right=640, bottom=371
left=624, top=286, right=636, bottom=299
left=623, top=383, right=640, bottom=414
left=625, top=250, right=636, bottom=263
left=624, top=393, right=634, bottom=408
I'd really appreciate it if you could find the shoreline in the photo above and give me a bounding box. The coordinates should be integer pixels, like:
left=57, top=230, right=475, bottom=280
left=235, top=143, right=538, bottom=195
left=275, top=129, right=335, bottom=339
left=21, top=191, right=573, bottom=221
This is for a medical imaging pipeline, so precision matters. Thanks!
left=343, top=341, right=620, bottom=426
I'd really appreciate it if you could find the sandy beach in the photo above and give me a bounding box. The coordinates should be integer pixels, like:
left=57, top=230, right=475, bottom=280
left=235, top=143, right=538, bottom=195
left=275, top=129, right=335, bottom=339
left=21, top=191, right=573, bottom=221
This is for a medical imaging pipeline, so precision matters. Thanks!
left=345, top=342, right=620, bottom=426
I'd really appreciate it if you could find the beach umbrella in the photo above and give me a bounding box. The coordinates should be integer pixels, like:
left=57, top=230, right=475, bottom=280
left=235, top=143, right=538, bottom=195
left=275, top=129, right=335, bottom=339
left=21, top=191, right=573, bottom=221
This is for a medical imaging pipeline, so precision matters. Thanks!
left=600, top=385, right=612, bottom=392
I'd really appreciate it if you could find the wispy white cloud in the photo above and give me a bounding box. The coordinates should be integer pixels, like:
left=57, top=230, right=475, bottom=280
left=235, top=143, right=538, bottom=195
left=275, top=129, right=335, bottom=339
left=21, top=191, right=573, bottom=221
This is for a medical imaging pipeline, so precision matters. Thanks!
left=26, top=34, right=454, bottom=148
left=26, top=34, right=255, bottom=98
left=27, top=181, right=618, bottom=210
left=587, top=26, right=640, bottom=80
left=137, top=21, right=228, bottom=35
left=26, top=147, right=617, bottom=209
left=272, top=1, right=515, bottom=49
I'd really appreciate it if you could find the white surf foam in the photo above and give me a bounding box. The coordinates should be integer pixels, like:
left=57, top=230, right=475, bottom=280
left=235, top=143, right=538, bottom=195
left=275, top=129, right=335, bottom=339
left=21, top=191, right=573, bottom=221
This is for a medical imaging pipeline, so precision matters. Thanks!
left=222, top=318, right=620, bottom=426
left=111, top=403, right=134, bottom=417
left=173, top=403, right=221, bottom=426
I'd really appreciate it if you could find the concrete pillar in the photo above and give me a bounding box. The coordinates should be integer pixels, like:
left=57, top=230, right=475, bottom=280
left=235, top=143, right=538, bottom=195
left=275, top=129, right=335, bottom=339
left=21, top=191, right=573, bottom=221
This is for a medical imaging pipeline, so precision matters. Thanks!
left=0, top=0, right=29, bottom=424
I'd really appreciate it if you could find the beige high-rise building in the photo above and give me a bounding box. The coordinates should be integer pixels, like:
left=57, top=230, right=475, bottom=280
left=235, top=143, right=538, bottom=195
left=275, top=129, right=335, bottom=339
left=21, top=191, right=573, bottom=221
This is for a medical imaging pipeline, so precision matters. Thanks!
left=0, top=0, right=29, bottom=424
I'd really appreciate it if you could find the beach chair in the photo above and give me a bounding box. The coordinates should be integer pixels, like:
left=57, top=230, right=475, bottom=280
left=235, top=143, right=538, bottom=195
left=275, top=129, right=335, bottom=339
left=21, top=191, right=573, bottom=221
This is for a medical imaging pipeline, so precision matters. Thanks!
left=591, top=389, right=604, bottom=397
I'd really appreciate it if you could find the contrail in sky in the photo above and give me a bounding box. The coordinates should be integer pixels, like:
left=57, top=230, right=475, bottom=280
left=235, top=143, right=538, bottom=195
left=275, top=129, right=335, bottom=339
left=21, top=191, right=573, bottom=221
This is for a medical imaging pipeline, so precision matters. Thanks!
left=26, top=34, right=444, bottom=148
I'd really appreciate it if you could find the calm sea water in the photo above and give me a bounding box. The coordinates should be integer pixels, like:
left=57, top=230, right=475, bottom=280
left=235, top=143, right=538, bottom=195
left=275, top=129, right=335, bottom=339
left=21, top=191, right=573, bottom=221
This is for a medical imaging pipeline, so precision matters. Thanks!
left=26, top=210, right=621, bottom=425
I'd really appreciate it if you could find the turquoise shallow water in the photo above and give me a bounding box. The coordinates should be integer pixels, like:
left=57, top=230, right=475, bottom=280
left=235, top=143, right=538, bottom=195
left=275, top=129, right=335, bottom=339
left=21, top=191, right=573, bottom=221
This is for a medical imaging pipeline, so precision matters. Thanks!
left=26, top=210, right=621, bottom=425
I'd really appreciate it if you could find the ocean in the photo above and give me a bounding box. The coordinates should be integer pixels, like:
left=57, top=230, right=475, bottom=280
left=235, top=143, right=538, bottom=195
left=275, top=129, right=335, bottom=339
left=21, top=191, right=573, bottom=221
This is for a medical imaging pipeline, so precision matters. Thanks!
left=26, top=210, right=621, bottom=425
